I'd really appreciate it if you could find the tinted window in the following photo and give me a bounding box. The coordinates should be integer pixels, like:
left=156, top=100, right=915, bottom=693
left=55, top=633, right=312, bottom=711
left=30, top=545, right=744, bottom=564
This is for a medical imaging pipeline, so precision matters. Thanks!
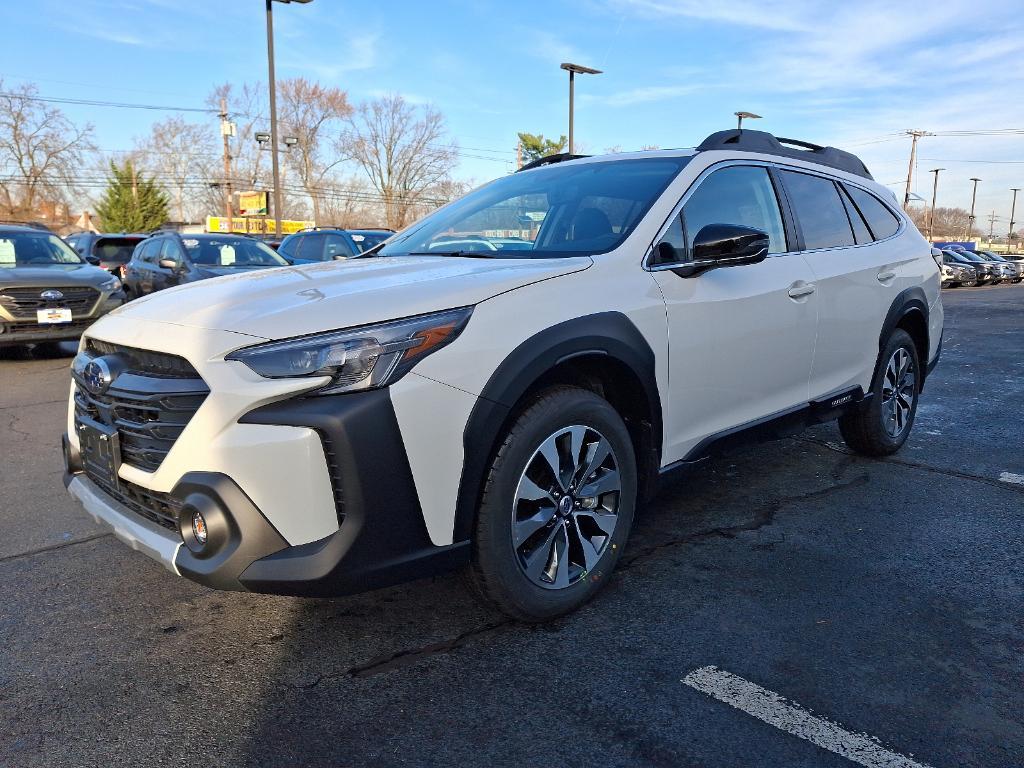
left=651, top=215, right=686, bottom=266
left=845, top=185, right=900, bottom=240
left=380, top=157, right=689, bottom=259
left=838, top=187, right=872, bottom=244
left=781, top=171, right=854, bottom=250
left=94, top=237, right=144, bottom=264
left=136, top=239, right=160, bottom=263
left=680, top=165, right=787, bottom=255
left=160, top=239, right=182, bottom=263
left=323, top=233, right=354, bottom=259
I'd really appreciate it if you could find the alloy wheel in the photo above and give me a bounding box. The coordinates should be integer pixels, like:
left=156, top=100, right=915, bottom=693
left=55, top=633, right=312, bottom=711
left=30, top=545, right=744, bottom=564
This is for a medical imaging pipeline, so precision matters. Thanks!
left=511, top=425, right=621, bottom=590
left=881, top=347, right=916, bottom=438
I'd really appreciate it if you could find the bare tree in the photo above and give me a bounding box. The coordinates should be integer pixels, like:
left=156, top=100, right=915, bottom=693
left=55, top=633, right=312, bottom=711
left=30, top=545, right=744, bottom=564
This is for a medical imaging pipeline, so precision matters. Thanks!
left=343, top=94, right=458, bottom=230
left=0, top=80, right=95, bottom=219
left=278, top=78, right=351, bottom=224
left=133, top=116, right=217, bottom=223
left=907, top=205, right=971, bottom=238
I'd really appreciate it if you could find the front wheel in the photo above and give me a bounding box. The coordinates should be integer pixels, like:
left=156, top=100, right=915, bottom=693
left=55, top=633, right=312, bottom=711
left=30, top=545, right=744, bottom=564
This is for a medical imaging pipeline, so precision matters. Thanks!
left=839, top=329, right=920, bottom=456
left=962, top=279, right=978, bottom=287
left=470, top=386, right=637, bottom=622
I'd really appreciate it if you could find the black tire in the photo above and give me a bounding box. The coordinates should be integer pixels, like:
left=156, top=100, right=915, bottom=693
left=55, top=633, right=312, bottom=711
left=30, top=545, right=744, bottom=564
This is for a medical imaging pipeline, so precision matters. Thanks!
left=962, top=279, right=977, bottom=287
left=469, top=386, right=637, bottom=622
left=839, top=329, right=920, bottom=456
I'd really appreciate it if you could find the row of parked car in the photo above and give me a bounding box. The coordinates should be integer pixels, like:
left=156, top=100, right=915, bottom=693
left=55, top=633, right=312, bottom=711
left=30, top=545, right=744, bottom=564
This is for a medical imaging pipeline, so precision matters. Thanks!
left=937, top=245, right=1024, bottom=288
left=0, top=223, right=393, bottom=351
left=66, top=227, right=393, bottom=298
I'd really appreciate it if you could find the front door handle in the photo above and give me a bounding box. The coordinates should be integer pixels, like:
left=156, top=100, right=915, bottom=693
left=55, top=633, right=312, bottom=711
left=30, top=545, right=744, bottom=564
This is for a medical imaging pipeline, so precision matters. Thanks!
left=787, top=283, right=816, bottom=299
left=877, top=269, right=897, bottom=282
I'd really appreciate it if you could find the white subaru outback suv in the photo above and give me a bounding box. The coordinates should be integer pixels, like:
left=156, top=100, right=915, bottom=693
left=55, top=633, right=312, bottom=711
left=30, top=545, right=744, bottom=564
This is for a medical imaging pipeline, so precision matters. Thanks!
left=63, top=129, right=942, bottom=621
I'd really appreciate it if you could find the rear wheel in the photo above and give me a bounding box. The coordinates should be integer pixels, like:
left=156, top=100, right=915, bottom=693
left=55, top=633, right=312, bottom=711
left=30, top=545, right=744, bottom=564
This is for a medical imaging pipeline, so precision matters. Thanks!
left=839, top=329, right=920, bottom=456
left=470, top=386, right=637, bottom=622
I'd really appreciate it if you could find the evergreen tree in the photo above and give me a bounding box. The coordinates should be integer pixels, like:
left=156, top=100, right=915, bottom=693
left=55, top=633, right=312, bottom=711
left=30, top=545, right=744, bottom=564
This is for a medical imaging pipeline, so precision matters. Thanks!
left=517, top=132, right=568, bottom=164
left=95, top=160, right=169, bottom=232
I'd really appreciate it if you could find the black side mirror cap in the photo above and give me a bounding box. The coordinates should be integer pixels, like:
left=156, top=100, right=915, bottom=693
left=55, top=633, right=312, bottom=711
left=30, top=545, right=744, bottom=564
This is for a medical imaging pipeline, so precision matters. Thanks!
left=84, top=255, right=101, bottom=266
left=672, top=223, right=770, bottom=278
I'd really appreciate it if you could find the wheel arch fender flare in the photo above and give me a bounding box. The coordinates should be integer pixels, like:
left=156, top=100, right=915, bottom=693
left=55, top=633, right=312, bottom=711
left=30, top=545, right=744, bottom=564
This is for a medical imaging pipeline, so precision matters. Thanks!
left=878, top=286, right=930, bottom=380
left=452, top=311, right=661, bottom=542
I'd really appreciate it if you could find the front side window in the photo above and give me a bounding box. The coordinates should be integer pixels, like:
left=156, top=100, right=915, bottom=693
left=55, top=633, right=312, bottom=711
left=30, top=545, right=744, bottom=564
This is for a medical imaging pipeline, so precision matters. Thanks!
left=94, top=237, right=144, bottom=264
left=0, top=232, right=84, bottom=266
left=679, top=165, right=787, bottom=258
left=379, top=157, right=690, bottom=259
left=844, top=184, right=900, bottom=240
left=781, top=170, right=855, bottom=250
left=323, top=234, right=355, bottom=259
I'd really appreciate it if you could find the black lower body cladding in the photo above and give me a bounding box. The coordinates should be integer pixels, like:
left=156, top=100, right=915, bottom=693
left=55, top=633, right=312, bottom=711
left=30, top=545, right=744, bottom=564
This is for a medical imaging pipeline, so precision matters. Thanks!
left=238, top=388, right=469, bottom=597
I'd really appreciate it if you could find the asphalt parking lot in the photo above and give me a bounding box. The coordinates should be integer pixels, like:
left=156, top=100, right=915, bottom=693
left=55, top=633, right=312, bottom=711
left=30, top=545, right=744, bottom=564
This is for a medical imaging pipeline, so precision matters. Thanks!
left=1, top=284, right=1022, bottom=768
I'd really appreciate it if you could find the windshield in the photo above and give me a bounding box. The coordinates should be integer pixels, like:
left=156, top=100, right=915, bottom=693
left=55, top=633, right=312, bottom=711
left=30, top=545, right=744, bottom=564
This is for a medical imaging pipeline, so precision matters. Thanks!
left=0, top=232, right=84, bottom=267
left=379, top=157, right=690, bottom=259
left=94, top=237, right=144, bottom=264
left=349, top=231, right=390, bottom=252
left=957, top=252, right=985, bottom=263
left=183, top=237, right=288, bottom=268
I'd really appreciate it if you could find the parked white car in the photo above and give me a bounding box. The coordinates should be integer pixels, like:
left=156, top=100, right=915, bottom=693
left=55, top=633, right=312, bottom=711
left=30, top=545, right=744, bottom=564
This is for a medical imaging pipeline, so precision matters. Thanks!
left=63, top=129, right=942, bottom=621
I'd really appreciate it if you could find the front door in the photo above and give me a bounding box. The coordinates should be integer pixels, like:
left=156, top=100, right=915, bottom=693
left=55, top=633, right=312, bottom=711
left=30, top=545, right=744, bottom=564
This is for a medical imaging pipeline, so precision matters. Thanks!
left=650, top=164, right=818, bottom=463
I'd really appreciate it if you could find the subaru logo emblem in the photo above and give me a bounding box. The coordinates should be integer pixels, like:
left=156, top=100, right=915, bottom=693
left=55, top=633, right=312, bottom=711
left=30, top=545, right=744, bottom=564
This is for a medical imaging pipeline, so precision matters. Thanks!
left=82, top=357, right=114, bottom=395
left=40, top=289, right=64, bottom=301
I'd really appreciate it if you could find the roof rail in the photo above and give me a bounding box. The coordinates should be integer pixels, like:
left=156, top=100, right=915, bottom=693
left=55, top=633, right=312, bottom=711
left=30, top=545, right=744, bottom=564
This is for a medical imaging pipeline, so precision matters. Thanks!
left=516, top=152, right=590, bottom=172
left=696, top=129, right=873, bottom=180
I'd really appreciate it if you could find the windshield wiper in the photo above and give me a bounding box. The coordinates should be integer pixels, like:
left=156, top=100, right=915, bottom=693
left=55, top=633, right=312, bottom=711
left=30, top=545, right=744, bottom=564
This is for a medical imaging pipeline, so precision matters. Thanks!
left=406, top=251, right=496, bottom=259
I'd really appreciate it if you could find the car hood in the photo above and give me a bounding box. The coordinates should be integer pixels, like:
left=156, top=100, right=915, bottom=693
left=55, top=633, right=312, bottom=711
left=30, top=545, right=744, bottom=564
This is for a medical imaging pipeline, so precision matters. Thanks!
left=194, top=265, right=274, bottom=279
left=0, top=263, right=110, bottom=287
left=111, top=255, right=592, bottom=339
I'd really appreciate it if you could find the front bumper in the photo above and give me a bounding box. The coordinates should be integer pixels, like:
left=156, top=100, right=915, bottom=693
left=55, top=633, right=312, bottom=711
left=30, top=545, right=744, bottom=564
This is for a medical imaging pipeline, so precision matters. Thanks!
left=63, top=388, right=470, bottom=596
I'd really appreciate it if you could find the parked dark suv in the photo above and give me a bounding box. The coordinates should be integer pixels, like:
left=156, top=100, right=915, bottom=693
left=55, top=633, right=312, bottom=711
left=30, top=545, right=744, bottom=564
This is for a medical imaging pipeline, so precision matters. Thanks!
left=0, top=224, right=125, bottom=350
left=123, top=232, right=289, bottom=298
left=65, top=232, right=149, bottom=279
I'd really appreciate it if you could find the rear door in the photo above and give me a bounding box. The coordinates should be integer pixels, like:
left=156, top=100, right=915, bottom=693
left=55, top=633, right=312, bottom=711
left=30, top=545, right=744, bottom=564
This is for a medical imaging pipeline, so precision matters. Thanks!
left=779, top=169, right=903, bottom=399
left=650, top=163, right=819, bottom=462
left=130, top=239, right=161, bottom=295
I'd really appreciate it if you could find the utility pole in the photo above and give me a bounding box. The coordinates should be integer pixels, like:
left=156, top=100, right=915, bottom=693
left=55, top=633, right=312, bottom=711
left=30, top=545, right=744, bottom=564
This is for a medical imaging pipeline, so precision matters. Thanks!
left=987, top=211, right=998, bottom=243
left=266, top=0, right=283, bottom=238
left=1010, top=188, right=1020, bottom=253
left=927, top=168, right=944, bottom=241
left=966, top=177, right=981, bottom=241
left=219, top=97, right=235, bottom=228
left=903, top=130, right=931, bottom=209
left=516, top=139, right=522, bottom=170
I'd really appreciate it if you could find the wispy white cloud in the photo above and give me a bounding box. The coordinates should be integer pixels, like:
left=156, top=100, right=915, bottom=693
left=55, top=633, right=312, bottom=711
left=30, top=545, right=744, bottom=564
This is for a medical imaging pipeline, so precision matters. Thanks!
left=606, top=0, right=812, bottom=31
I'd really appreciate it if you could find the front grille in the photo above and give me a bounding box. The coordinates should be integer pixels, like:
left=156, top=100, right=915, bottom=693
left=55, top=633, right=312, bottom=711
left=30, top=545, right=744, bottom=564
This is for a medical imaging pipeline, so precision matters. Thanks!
left=73, top=344, right=208, bottom=472
left=0, top=286, right=99, bottom=319
left=88, top=473, right=181, bottom=531
left=5, top=319, right=92, bottom=335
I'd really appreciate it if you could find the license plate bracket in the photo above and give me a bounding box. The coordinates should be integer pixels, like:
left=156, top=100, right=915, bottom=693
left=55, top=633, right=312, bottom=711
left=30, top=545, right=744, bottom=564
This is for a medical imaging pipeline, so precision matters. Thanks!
left=37, top=307, right=73, bottom=324
left=77, top=416, right=121, bottom=491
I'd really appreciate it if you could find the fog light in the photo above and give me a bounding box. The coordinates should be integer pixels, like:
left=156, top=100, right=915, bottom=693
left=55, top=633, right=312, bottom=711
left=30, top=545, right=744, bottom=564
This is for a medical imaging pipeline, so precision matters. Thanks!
left=192, top=511, right=208, bottom=546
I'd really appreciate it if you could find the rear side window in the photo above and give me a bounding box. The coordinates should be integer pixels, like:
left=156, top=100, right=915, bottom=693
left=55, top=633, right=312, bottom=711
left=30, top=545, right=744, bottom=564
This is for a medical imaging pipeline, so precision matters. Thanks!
left=680, top=165, right=787, bottom=254
left=323, top=233, right=355, bottom=259
left=94, top=237, right=143, bottom=264
left=780, top=171, right=854, bottom=250
left=845, top=185, right=900, bottom=240
left=137, top=239, right=161, bottom=263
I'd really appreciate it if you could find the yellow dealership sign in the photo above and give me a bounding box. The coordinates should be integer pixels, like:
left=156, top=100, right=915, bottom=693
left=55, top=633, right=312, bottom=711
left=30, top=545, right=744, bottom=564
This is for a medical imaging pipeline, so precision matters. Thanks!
left=205, top=216, right=313, bottom=236
left=237, top=191, right=268, bottom=216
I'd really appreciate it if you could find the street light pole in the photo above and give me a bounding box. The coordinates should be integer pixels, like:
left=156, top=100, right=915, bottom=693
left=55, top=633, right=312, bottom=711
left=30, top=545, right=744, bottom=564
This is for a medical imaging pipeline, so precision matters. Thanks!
left=560, top=63, right=601, bottom=155
left=1009, top=188, right=1020, bottom=252
left=927, top=168, right=944, bottom=242
left=265, top=0, right=313, bottom=237
left=966, top=177, right=980, bottom=241
left=734, top=111, right=761, bottom=130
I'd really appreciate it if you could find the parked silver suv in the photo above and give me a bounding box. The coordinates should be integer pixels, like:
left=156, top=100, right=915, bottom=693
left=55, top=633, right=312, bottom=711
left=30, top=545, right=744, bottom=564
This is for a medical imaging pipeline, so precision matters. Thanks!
left=0, top=225, right=125, bottom=350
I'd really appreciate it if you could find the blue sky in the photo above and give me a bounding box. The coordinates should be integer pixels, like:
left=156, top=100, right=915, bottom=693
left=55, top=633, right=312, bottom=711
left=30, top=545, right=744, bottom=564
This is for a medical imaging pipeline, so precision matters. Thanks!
left=2, top=0, right=1023, bottom=226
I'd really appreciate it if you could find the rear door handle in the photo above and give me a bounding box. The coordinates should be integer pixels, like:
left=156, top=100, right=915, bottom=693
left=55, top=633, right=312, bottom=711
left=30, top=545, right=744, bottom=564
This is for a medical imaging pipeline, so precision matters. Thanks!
left=877, top=269, right=897, bottom=282
left=787, top=283, right=816, bottom=299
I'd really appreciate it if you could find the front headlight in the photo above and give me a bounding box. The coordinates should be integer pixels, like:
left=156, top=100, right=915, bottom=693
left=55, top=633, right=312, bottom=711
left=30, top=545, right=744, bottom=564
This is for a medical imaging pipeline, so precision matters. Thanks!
left=100, top=276, right=122, bottom=292
left=226, top=306, right=473, bottom=395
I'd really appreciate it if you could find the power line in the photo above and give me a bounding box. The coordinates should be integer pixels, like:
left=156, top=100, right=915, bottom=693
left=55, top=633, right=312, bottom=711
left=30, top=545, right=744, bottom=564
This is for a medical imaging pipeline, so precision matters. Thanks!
left=0, top=91, right=216, bottom=114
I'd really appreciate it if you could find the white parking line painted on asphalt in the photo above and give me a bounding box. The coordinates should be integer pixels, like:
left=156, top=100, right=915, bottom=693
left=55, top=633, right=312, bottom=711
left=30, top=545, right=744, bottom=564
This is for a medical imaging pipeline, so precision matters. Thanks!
left=998, top=471, right=1024, bottom=486
left=682, top=666, right=934, bottom=768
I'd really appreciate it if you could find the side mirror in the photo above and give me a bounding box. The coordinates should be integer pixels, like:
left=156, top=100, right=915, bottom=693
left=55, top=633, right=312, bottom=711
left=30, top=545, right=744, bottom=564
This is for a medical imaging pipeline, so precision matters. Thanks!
left=84, top=255, right=101, bottom=266
left=673, top=224, right=770, bottom=278
left=158, top=258, right=180, bottom=270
